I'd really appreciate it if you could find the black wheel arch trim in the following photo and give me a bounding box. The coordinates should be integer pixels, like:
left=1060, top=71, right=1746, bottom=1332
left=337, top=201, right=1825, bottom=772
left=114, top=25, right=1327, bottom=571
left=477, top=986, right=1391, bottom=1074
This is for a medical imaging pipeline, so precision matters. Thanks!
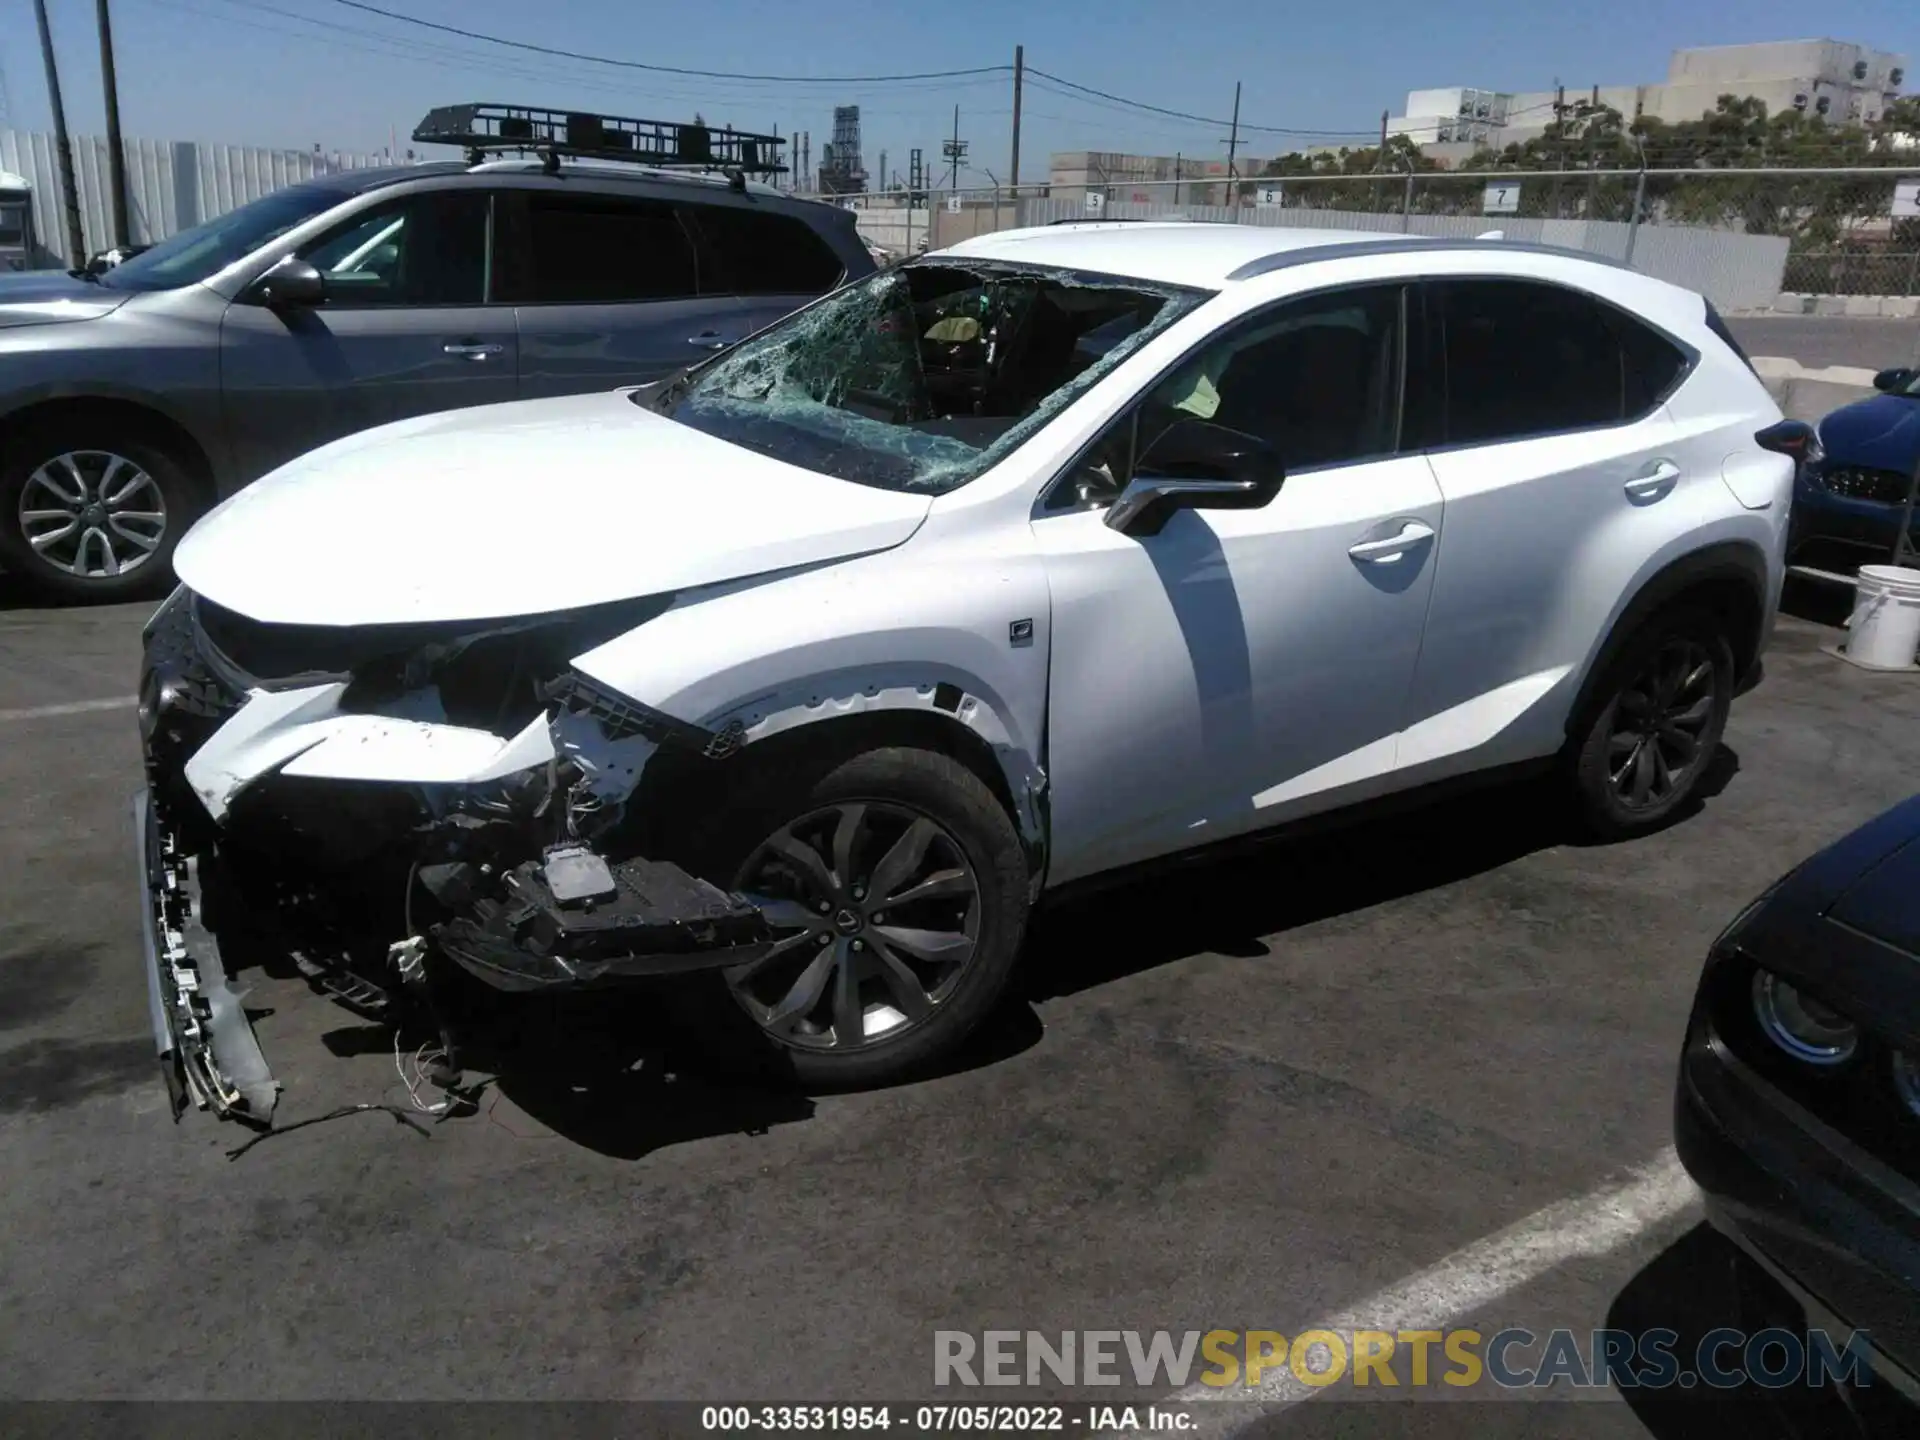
left=0, top=386, right=226, bottom=499
left=1565, top=540, right=1769, bottom=739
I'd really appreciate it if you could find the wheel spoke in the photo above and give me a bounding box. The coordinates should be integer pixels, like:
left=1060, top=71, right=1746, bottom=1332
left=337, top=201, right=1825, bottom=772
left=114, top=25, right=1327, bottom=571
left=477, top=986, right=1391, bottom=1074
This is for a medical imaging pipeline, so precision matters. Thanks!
left=764, top=829, right=835, bottom=898
left=1628, top=741, right=1657, bottom=804
left=1677, top=658, right=1714, bottom=698
left=829, top=803, right=865, bottom=889
left=95, top=455, right=127, bottom=504
left=106, top=514, right=162, bottom=551
left=1650, top=742, right=1673, bottom=796
left=868, top=817, right=937, bottom=906
left=1608, top=731, right=1640, bottom=757
left=20, top=509, right=76, bottom=526
left=726, top=928, right=820, bottom=983
left=871, top=923, right=972, bottom=966
left=1666, top=694, right=1713, bottom=729
left=92, top=527, right=123, bottom=576
left=878, top=867, right=973, bottom=908
left=27, top=518, right=78, bottom=550
left=764, top=944, right=837, bottom=1028
left=832, top=946, right=865, bottom=1045
left=1658, top=724, right=1700, bottom=761
left=745, top=894, right=820, bottom=931
left=870, top=940, right=934, bottom=1021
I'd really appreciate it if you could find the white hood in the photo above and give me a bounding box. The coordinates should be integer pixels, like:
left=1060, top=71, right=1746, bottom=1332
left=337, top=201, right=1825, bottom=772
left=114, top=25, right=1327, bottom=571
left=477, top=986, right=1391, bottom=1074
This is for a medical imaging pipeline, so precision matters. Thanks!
left=175, top=390, right=933, bottom=625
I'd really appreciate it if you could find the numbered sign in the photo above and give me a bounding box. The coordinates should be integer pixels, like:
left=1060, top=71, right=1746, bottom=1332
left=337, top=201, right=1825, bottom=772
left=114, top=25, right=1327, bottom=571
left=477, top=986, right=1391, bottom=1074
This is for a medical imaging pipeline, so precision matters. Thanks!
left=1085, top=190, right=1105, bottom=214
left=1482, top=180, right=1521, bottom=215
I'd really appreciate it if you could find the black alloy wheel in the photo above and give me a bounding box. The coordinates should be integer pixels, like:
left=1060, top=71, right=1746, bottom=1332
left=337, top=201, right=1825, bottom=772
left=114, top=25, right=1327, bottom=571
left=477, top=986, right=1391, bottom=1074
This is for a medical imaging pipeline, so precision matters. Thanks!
left=728, top=800, right=981, bottom=1051
left=1606, top=635, right=1719, bottom=812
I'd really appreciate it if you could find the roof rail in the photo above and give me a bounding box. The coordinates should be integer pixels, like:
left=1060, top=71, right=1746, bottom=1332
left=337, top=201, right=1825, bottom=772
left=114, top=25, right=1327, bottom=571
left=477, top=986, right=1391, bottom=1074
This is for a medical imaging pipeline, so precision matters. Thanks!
left=1224, top=235, right=1638, bottom=282
left=413, top=103, right=787, bottom=183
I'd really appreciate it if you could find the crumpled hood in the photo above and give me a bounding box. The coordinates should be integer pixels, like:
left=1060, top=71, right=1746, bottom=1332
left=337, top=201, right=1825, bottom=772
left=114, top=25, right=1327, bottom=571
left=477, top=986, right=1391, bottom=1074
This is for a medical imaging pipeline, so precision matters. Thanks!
left=174, top=390, right=934, bottom=626
left=1818, top=393, right=1920, bottom=471
left=0, top=269, right=132, bottom=327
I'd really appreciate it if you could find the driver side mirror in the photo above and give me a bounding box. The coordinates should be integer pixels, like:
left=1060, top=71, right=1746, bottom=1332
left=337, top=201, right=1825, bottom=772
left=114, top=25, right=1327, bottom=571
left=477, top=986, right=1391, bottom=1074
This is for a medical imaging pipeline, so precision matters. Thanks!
left=1754, top=418, right=1823, bottom=465
left=1104, top=419, right=1285, bottom=537
left=246, top=254, right=327, bottom=310
left=1873, top=367, right=1916, bottom=394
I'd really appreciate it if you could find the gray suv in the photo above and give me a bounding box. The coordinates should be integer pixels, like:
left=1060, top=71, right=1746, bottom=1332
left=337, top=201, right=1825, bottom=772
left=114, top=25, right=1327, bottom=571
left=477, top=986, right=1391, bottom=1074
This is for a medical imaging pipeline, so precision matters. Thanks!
left=0, top=159, right=872, bottom=600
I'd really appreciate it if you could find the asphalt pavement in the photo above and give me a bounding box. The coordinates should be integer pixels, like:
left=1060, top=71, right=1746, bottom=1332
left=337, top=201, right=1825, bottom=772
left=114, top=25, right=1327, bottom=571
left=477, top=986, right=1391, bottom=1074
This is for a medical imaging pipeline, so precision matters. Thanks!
left=2, top=572, right=1916, bottom=1438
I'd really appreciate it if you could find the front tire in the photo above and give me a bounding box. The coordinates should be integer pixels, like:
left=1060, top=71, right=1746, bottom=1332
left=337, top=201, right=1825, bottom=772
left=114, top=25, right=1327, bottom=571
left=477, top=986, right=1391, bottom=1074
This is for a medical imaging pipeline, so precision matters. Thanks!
left=0, top=422, right=200, bottom=602
left=687, top=745, right=1030, bottom=1090
left=1568, top=607, right=1735, bottom=840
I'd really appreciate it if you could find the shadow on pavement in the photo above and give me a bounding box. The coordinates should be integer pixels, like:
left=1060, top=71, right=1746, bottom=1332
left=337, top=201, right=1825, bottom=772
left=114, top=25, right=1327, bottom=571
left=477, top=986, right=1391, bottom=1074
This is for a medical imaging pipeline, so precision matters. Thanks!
left=1026, top=749, right=1738, bottom=1005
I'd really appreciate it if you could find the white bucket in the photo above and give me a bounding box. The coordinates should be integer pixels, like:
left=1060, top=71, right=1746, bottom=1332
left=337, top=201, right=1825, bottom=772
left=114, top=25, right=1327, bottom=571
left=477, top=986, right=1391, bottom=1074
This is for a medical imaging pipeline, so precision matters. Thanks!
left=1844, top=564, right=1920, bottom=670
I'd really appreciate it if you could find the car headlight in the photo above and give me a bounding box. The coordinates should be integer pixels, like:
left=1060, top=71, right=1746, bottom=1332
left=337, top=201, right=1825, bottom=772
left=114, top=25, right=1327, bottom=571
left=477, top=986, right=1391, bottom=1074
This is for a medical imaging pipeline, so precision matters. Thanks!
left=1751, top=970, right=1858, bottom=1066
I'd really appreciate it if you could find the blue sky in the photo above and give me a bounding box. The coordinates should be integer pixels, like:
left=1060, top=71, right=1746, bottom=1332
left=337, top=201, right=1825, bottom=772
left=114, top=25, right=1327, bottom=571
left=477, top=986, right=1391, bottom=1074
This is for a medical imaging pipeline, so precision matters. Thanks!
left=1, top=0, right=1915, bottom=182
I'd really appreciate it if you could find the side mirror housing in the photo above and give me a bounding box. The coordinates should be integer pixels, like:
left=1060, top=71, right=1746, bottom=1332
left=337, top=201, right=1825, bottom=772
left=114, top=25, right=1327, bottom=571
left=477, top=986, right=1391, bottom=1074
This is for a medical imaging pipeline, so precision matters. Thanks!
left=1754, top=419, right=1823, bottom=466
left=1104, top=419, right=1285, bottom=537
left=246, top=255, right=327, bottom=310
left=1873, top=367, right=1915, bottom=394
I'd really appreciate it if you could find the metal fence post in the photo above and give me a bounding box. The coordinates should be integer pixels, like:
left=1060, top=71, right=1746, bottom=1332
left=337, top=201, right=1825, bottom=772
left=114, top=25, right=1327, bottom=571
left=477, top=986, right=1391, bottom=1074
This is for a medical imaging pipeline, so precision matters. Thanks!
left=1907, top=249, right=1918, bottom=298
left=1623, top=138, right=1647, bottom=267
left=1401, top=165, right=1414, bottom=232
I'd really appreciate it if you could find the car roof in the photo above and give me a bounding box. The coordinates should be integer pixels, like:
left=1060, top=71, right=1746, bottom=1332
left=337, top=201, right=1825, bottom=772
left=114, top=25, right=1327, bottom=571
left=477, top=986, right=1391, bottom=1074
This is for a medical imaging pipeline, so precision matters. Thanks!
left=941, top=222, right=1436, bottom=288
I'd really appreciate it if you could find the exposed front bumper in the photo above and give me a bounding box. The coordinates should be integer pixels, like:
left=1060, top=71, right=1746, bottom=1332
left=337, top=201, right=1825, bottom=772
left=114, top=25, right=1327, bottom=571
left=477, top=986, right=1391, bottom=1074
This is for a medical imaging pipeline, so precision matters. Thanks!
left=134, top=787, right=279, bottom=1125
left=1675, top=1016, right=1920, bottom=1385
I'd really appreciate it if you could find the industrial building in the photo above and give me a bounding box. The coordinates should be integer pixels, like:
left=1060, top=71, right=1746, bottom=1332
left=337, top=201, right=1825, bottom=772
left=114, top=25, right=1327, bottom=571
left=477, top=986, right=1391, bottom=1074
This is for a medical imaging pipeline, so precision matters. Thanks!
left=1046, top=151, right=1275, bottom=206
left=1389, top=39, right=1909, bottom=157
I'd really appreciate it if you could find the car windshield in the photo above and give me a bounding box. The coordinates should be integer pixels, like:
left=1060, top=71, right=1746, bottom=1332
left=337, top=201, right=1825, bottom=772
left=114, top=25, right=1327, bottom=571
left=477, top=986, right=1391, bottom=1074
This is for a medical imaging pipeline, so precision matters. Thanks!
left=649, top=259, right=1207, bottom=493
left=99, top=185, right=344, bottom=291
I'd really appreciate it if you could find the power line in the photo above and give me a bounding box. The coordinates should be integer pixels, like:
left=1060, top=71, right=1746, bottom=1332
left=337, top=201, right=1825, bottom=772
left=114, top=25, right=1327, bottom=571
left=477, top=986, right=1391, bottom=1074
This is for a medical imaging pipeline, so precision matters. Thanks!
left=322, top=0, right=1013, bottom=84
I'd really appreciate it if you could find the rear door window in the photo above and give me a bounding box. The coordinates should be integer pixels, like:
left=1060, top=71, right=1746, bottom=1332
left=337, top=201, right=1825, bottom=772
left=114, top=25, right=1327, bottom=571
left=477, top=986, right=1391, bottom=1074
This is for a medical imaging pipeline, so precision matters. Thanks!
left=497, top=192, right=700, bottom=304
left=685, top=203, right=845, bottom=296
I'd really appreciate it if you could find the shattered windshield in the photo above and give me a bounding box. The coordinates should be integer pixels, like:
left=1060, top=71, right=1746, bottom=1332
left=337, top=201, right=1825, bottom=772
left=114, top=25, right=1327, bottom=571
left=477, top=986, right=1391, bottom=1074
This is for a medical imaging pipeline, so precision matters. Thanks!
left=648, top=260, right=1207, bottom=493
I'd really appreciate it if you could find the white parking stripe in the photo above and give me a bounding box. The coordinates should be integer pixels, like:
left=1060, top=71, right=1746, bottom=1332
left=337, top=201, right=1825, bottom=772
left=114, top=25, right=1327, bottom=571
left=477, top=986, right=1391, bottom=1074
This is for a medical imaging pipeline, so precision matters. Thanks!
left=0, top=695, right=138, bottom=723
left=1158, top=1148, right=1698, bottom=1434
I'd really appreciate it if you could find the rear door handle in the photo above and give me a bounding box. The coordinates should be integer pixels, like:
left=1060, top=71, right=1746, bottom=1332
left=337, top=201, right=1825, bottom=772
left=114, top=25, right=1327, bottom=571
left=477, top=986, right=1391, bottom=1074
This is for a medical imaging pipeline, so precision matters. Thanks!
left=443, top=340, right=504, bottom=360
left=688, top=331, right=737, bottom=350
left=1624, top=460, right=1682, bottom=498
left=1348, top=519, right=1436, bottom=562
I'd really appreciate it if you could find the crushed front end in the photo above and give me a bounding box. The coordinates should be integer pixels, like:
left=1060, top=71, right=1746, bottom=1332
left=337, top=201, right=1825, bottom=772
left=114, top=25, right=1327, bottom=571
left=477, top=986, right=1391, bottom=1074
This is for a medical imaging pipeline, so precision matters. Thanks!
left=134, top=586, right=767, bottom=1125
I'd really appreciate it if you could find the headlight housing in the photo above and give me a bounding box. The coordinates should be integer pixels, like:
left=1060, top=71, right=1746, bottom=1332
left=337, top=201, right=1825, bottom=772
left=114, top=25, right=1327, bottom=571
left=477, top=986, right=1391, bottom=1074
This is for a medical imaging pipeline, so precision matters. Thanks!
left=1751, top=969, right=1859, bottom=1066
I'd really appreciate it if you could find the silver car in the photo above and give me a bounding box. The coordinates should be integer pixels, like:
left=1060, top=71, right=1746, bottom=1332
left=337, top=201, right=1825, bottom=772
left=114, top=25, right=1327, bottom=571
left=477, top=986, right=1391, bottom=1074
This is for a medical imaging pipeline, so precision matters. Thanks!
left=0, top=160, right=872, bottom=600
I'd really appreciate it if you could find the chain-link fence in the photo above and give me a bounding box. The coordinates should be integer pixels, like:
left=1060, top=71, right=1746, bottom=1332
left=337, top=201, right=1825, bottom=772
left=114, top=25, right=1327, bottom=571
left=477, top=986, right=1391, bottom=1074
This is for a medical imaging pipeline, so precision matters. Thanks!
left=815, top=164, right=1920, bottom=308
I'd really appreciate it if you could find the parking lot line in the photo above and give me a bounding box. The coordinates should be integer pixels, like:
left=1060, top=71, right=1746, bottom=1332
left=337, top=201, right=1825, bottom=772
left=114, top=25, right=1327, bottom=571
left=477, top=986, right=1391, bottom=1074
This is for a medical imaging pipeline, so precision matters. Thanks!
left=0, top=695, right=138, bottom=724
left=1160, top=1148, right=1697, bottom=1432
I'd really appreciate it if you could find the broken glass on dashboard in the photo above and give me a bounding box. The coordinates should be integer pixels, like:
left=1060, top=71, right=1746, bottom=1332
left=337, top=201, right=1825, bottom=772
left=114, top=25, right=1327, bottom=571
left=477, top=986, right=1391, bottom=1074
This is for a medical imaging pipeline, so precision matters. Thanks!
left=649, top=260, right=1208, bottom=493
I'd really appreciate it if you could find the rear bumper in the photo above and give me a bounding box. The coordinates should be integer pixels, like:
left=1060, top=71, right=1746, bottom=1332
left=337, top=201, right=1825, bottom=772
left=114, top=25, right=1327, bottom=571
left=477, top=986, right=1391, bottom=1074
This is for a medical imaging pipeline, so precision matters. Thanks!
left=133, top=788, right=278, bottom=1125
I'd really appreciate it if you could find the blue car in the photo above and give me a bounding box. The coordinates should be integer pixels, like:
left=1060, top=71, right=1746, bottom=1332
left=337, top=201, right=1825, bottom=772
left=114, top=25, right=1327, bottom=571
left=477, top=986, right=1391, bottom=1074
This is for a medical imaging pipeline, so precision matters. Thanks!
left=1791, top=368, right=1920, bottom=576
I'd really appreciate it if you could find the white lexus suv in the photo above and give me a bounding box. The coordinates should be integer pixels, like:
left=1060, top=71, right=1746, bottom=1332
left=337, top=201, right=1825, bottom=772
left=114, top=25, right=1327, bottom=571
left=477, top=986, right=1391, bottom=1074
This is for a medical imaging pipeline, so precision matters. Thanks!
left=136, top=222, right=1801, bottom=1123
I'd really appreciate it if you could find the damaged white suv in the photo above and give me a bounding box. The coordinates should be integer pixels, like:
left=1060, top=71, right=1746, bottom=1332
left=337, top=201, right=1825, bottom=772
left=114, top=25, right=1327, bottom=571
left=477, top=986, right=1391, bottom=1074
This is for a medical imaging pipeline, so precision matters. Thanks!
left=137, top=222, right=1800, bottom=1123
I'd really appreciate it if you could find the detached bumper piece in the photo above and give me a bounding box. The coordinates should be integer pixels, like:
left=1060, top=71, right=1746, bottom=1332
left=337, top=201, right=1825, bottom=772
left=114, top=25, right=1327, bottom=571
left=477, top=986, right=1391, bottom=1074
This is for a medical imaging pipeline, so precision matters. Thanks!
left=134, top=789, right=279, bottom=1125
left=426, top=848, right=771, bottom=992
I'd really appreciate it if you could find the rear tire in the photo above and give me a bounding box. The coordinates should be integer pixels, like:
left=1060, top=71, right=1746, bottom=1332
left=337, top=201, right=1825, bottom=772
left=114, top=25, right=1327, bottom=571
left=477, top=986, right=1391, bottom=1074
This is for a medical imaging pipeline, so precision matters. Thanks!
left=0, top=420, right=201, bottom=602
left=1568, top=606, right=1735, bottom=841
left=679, top=744, right=1030, bottom=1091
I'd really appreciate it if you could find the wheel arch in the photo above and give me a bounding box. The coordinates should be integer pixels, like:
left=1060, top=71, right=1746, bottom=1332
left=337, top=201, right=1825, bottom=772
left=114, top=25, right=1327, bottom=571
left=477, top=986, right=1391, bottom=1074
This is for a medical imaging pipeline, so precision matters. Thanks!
left=629, top=697, right=1049, bottom=897
left=1563, top=539, right=1769, bottom=740
left=0, top=392, right=220, bottom=508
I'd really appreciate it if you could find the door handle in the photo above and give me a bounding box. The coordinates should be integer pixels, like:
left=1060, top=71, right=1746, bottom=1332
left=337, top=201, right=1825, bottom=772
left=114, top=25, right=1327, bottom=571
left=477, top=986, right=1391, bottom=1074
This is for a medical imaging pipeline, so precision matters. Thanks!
left=688, top=331, right=737, bottom=350
left=1624, top=461, right=1682, bottom=498
left=1348, top=520, right=1436, bottom=562
left=443, top=341, right=504, bottom=360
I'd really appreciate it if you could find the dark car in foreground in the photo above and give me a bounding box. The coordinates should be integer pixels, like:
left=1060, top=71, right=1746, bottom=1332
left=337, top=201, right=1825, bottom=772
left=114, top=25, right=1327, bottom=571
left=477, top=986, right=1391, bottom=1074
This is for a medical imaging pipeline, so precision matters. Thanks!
left=1676, top=793, right=1920, bottom=1429
left=1787, top=367, right=1920, bottom=577
left=0, top=107, right=871, bottom=602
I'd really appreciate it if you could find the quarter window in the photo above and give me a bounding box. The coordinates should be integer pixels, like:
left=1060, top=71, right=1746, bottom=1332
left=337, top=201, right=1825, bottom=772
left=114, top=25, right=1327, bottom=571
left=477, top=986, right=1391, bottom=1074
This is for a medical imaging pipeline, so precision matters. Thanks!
left=1429, top=279, right=1686, bottom=446
left=298, top=191, right=489, bottom=306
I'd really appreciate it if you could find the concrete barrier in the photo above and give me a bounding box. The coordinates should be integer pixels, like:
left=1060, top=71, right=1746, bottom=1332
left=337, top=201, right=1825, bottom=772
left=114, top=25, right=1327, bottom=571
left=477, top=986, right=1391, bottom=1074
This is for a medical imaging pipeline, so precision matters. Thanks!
left=1765, top=292, right=1920, bottom=318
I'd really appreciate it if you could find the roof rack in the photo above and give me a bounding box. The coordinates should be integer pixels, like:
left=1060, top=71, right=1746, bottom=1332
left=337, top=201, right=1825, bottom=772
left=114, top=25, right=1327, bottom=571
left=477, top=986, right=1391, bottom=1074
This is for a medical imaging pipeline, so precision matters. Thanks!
left=412, top=103, right=787, bottom=185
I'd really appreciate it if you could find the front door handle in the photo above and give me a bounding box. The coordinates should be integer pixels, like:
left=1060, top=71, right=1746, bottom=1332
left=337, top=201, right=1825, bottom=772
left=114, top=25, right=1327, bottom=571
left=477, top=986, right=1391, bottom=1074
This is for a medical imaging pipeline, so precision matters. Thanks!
left=1624, top=460, right=1682, bottom=499
left=1348, top=519, right=1436, bottom=563
left=443, top=341, right=504, bottom=360
left=688, top=331, right=737, bottom=350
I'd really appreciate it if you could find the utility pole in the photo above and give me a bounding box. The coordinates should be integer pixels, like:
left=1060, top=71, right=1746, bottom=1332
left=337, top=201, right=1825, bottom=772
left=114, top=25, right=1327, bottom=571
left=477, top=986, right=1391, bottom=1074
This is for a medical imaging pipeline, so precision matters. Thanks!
left=1009, top=43, right=1024, bottom=192
left=95, top=0, right=129, bottom=249
left=1225, top=81, right=1242, bottom=204
left=32, top=0, right=85, bottom=268
left=942, top=104, right=967, bottom=193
